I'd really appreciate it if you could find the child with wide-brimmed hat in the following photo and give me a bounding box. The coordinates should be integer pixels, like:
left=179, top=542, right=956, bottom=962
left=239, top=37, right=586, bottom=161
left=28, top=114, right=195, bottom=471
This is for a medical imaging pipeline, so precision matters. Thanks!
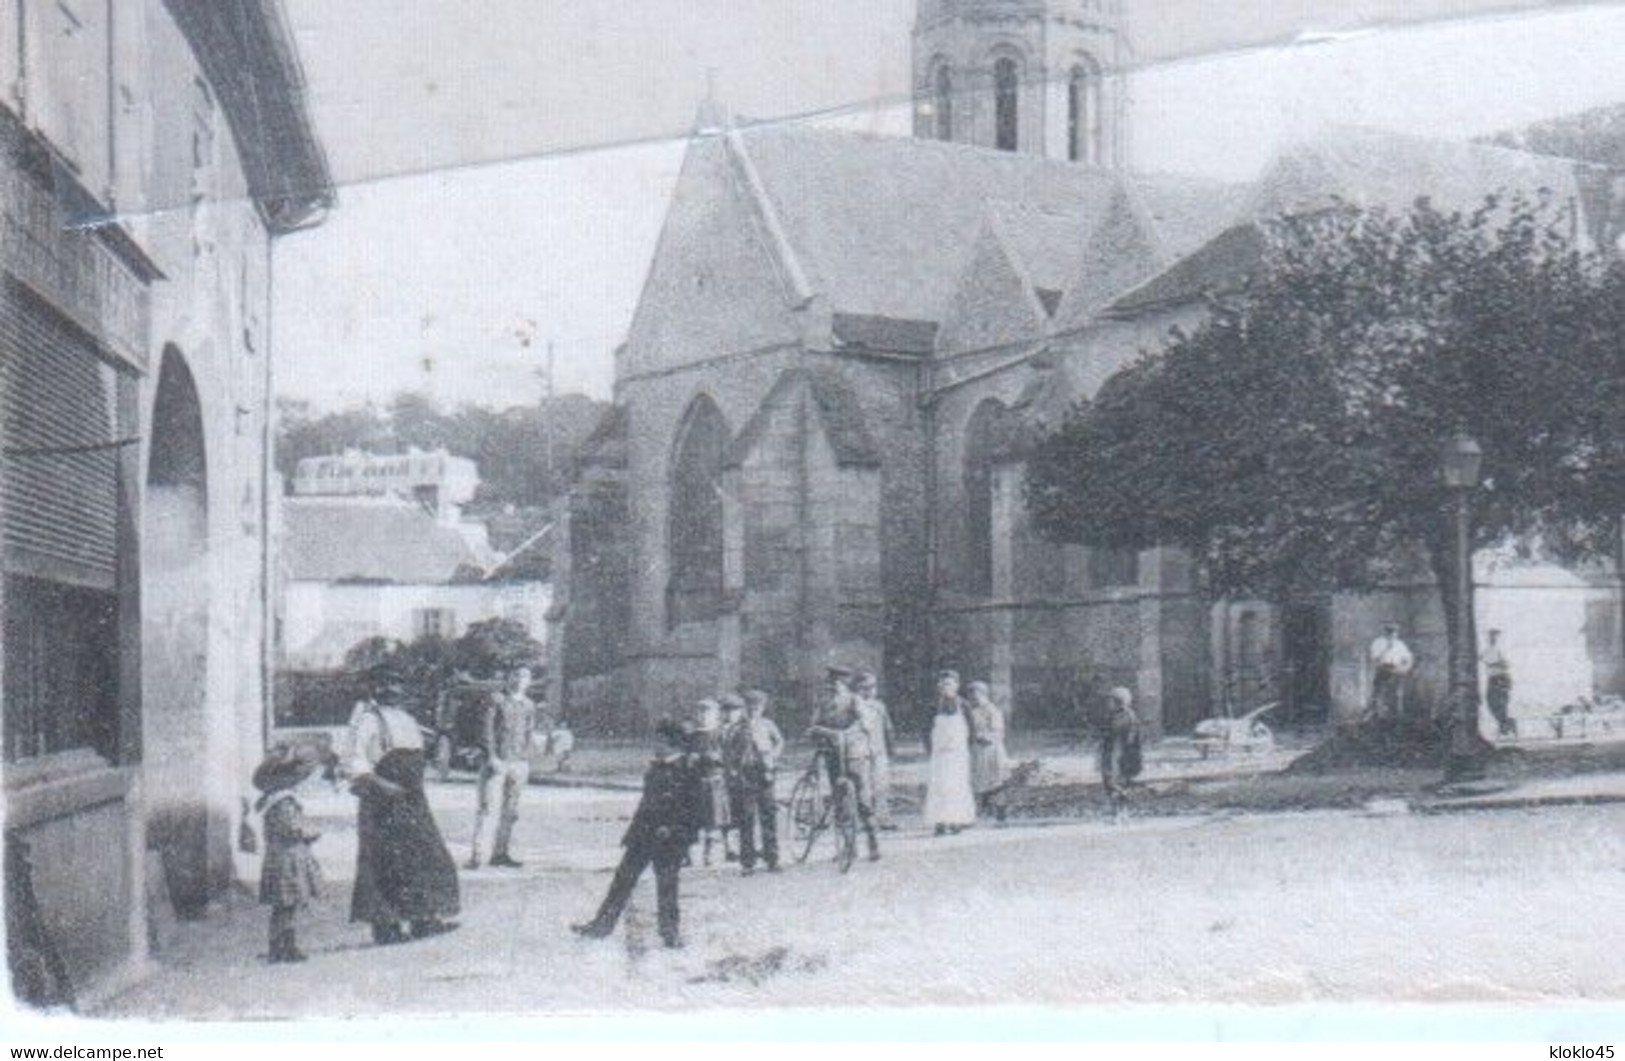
left=252, top=743, right=325, bottom=964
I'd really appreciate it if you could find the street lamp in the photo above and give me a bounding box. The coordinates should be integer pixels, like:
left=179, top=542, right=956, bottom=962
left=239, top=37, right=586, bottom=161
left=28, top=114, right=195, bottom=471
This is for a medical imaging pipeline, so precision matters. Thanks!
left=1441, top=433, right=1490, bottom=782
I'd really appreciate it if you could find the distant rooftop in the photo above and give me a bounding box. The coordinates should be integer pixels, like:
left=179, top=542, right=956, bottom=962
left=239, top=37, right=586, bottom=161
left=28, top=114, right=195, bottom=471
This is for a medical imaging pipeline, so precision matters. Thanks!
left=282, top=496, right=484, bottom=584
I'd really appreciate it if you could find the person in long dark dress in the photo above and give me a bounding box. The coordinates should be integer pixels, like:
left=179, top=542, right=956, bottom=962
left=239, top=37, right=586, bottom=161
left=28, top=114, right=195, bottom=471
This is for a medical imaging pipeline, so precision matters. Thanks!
left=571, top=720, right=706, bottom=948
left=346, top=678, right=460, bottom=945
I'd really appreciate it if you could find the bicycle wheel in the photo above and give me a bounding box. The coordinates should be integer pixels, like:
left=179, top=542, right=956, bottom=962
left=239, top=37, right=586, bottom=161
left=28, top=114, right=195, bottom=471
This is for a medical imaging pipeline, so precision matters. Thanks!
left=789, top=773, right=826, bottom=863
left=832, top=778, right=858, bottom=874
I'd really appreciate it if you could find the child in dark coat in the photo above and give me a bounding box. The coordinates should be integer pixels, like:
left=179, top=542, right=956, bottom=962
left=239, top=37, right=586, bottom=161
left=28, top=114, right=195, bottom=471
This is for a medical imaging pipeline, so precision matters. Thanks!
left=571, top=720, right=705, bottom=948
left=253, top=744, right=324, bottom=964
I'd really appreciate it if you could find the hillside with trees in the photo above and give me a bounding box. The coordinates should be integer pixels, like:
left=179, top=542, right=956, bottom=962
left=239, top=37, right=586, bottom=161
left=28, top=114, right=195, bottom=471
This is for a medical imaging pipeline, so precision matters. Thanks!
left=276, top=391, right=608, bottom=542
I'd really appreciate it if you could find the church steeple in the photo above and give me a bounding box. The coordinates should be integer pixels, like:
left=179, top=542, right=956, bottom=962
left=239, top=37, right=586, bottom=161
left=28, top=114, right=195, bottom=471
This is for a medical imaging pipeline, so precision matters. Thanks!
left=912, top=0, right=1130, bottom=167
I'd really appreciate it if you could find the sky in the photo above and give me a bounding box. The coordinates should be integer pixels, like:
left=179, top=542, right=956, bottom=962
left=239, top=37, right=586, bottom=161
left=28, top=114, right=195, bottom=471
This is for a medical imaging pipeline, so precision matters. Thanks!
left=270, top=1, right=1625, bottom=410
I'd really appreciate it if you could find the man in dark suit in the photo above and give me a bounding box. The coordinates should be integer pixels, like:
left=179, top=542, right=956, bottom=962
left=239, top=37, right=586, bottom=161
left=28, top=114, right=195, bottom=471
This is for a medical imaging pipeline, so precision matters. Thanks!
left=571, top=720, right=705, bottom=948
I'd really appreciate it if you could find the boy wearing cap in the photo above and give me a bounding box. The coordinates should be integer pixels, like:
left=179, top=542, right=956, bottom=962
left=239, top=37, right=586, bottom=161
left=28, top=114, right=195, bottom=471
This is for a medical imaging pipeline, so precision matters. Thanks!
left=252, top=744, right=324, bottom=964
left=572, top=720, right=706, bottom=948
left=723, top=690, right=784, bottom=874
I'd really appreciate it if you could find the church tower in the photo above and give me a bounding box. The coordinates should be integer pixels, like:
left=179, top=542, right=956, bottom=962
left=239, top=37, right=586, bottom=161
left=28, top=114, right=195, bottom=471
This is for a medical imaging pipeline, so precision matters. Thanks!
left=913, top=0, right=1130, bottom=167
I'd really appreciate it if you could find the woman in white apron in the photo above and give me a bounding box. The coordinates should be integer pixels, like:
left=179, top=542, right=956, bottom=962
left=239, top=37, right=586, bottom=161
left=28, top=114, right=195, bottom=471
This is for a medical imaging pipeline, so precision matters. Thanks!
left=923, top=670, right=977, bottom=835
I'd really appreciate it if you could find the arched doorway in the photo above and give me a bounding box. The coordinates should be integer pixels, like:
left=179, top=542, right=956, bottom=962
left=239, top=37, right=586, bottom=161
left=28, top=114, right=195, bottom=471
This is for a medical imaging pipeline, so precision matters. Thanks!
left=142, top=347, right=215, bottom=918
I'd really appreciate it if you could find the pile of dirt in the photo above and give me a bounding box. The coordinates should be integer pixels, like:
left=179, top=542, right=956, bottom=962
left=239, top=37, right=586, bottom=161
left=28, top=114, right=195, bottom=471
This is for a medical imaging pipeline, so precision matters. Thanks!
left=688, top=946, right=828, bottom=986
left=1284, top=720, right=1448, bottom=775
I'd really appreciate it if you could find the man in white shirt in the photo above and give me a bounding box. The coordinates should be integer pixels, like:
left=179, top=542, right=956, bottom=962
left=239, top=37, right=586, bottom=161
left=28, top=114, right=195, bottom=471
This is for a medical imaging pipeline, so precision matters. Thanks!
left=1366, top=622, right=1415, bottom=720
left=1481, top=629, right=1516, bottom=737
left=467, top=666, right=538, bottom=870
left=854, top=672, right=897, bottom=830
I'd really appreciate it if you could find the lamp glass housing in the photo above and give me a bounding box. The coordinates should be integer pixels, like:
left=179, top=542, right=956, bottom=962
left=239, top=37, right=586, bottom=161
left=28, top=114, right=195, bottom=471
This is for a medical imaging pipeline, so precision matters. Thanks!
left=1441, top=434, right=1483, bottom=490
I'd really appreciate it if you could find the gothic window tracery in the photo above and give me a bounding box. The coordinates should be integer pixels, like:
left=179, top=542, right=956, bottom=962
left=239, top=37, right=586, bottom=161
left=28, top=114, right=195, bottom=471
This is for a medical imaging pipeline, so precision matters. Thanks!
left=666, top=394, right=729, bottom=625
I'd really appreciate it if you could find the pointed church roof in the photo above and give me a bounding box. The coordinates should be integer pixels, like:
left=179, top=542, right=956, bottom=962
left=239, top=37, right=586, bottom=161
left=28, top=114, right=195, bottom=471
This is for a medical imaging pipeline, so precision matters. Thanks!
left=731, top=125, right=1125, bottom=326
left=723, top=368, right=882, bottom=470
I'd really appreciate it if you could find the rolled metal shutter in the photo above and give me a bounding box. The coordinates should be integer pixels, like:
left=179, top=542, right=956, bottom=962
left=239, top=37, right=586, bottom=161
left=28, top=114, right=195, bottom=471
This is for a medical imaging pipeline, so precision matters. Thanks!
left=1, top=282, right=120, bottom=591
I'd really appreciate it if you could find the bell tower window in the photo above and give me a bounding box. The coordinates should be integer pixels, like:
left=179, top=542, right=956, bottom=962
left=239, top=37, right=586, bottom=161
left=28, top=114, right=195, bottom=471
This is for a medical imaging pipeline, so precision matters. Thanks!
left=994, top=58, right=1019, bottom=152
left=934, top=64, right=954, bottom=141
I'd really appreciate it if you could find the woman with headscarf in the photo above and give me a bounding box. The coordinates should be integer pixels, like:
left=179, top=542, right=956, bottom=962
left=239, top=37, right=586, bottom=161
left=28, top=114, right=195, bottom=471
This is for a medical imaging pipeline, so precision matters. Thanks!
left=346, top=673, right=460, bottom=946
left=923, top=670, right=977, bottom=835
left=966, top=680, right=1009, bottom=816
left=1099, top=686, right=1144, bottom=820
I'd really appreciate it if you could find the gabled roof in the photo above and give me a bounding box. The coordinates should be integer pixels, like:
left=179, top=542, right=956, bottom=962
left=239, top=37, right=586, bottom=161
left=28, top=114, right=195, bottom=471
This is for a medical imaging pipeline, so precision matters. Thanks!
left=1247, top=125, right=1586, bottom=224
left=724, top=368, right=881, bottom=470
left=487, top=524, right=555, bottom=583
left=733, top=125, right=1124, bottom=326
left=576, top=404, right=630, bottom=471
left=1105, top=222, right=1267, bottom=316
left=282, top=497, right=483, bottom=584
left=1107, top=126, right=1596, bottom=316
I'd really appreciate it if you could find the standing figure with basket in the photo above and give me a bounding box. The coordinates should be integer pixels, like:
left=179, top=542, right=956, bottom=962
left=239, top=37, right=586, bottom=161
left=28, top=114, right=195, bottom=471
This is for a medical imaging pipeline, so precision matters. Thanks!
left=1099, top=686, right=1143, bottom=821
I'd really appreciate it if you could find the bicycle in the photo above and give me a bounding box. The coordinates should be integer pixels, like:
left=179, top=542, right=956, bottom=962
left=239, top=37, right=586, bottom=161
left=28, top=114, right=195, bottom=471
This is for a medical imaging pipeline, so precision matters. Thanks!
left=787, top=736, right=860, bottom=873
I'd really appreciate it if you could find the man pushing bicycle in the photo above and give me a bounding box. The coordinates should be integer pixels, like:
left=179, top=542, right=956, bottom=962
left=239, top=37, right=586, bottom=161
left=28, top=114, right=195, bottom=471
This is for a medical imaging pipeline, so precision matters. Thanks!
left=807, top=666, right=881, bottom=863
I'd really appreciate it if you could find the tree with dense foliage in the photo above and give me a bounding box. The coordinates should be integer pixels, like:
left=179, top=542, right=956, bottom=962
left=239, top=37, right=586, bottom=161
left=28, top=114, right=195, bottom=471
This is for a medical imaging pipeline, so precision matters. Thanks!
left=337, top=620, right=542, bottom=718
left=1026, top=194, right=1625, bottom=750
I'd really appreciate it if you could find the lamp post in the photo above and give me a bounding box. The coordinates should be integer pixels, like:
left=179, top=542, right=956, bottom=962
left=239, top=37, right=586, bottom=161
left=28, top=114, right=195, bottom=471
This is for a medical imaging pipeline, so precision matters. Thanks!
left=1441, top=433, right=1490, bottom=782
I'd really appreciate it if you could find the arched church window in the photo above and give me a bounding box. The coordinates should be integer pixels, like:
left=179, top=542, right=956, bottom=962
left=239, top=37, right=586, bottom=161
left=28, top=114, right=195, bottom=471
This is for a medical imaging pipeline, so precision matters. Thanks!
left=934, top=63, right=954, bottom=141
left=1068, top=58, right=1103, bottom=164
left=994, top=57, right=1019, bottom=152
left=667, top=394, right=730, bottom=626
left=963, top=399, right=1010, bottom=595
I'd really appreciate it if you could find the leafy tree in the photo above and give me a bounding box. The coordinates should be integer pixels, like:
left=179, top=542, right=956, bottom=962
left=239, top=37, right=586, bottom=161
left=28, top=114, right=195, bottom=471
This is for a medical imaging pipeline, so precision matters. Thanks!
left=337, top=621, right=542, bottom=721
left=451, top=618, right=543, bottom=679
left=1026, top=194, right=1625, bottom=738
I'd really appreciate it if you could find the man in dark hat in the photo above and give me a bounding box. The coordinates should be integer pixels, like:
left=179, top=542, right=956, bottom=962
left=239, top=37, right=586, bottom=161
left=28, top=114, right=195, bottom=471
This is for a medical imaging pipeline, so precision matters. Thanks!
left=571, top=720, right=706, bottom=948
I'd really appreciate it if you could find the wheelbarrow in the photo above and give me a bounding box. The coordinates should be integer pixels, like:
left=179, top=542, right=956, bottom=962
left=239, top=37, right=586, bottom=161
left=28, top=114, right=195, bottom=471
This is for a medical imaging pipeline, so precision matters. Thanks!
left=1192, top=702, right=1278, bottom=758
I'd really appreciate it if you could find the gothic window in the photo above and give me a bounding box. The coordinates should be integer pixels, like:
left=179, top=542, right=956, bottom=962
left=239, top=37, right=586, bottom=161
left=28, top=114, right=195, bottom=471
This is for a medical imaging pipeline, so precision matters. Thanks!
left=667, top=395, right=730, bottom=626
left=1068, top=59, right=1103, bottom=164
left=994, top=57, right=1019, bottom=152
left=933, top=63, right=954, bottom=141
left=962, top=399, right=1010, bottom=596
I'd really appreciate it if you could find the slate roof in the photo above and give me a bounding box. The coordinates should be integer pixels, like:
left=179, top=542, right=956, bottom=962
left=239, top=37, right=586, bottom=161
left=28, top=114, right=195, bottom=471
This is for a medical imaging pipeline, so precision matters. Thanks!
left=728, top=125, right=1246, bottom=342
left=724, top=368, right=882, bottom=470
left=1246, top=125, right=1586, bottom=222
left=1107, top=126, right=1595, bottom=315
left=487, top=524, right=555, bottom=583
left=575, top=404, right=630, bottom=471
left=282, top=497, right=484, bottom=584
left=736, top=125, right=1124, bottom=325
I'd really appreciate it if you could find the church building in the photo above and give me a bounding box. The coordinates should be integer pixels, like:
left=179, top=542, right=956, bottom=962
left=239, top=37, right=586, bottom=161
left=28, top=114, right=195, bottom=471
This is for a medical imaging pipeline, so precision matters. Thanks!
left=552, top=0, right=1625, bottom=738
